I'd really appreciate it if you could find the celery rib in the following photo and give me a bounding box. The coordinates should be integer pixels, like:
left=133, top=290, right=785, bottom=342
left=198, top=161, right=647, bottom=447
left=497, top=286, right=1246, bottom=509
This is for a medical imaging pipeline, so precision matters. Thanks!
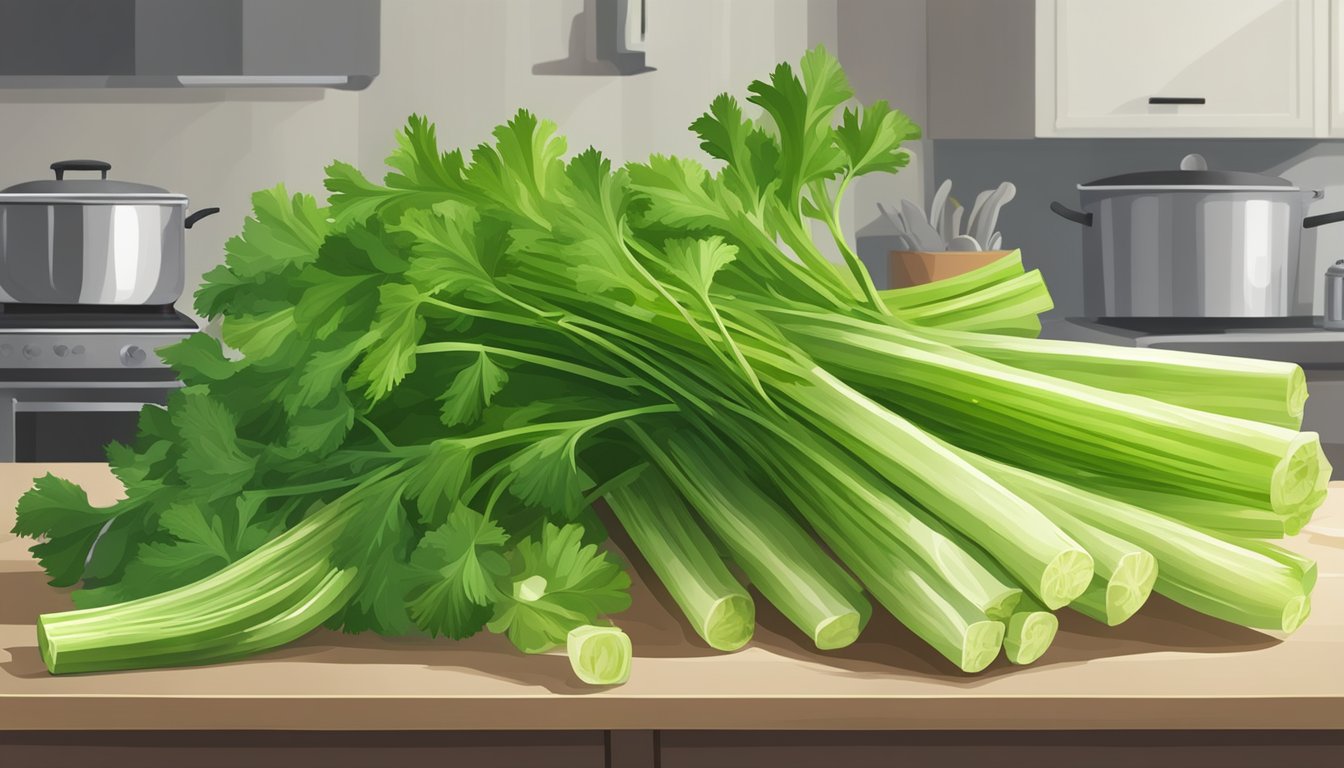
left=605, top=472, right=755, bottom=652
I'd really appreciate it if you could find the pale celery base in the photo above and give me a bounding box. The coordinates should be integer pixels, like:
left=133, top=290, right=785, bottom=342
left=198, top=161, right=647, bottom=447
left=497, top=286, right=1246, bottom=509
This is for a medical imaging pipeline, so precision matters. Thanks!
left=1037, top=550, right=1095, bottom=609
left=961, top=620, right=1006, bottom=673
left=703, top=595, right=755, bottom=652
left=813, top=611, right=863, bottom=651
left=1005, top=611, right=1059, bottom=665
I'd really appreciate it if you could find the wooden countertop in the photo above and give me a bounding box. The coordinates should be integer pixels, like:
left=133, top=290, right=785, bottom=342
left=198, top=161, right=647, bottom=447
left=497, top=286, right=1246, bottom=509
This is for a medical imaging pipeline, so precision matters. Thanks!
left=1, top=463, right=1342, bottom=732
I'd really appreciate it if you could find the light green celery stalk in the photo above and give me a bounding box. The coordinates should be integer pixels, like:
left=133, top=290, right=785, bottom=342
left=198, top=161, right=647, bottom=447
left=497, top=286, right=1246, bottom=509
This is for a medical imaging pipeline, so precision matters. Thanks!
left=947, top=453, right=1311, bottom=632
left=949, top=446, right=1158, bottom=626
left=605, top=473, right=755, bottom=651
left=895, top=272, right=1053, bottom=334
left=929, top=329, right=1307, bottom=429
left=768, top=363, right=1092, bottom=609
left=776, top=311, right=1329, bottom=519
left=636, top=427, right=872, bottom=650
left=1085, top=483, right=1297, bottom=539
left=567, top=625, right=632, bottom=685
left=1004, top=594, right=1058, bottom=665
left=38, top=501, right=357, bottom=674
left=763, top=443, right=1005, bottom=672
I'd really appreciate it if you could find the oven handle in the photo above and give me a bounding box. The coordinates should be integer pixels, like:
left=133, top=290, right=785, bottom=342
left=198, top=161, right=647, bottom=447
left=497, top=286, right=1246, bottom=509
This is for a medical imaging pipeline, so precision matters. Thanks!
left=14, top=401, right=155, bottom=413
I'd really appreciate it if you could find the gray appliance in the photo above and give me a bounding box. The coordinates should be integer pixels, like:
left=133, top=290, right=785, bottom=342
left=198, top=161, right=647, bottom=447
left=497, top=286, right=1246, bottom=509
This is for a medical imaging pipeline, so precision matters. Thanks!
left=0, top=305, right=192, bottom=461
left=1049, top=317, right=1344, bottom=479
left=0, top=0, right=380, bottom=89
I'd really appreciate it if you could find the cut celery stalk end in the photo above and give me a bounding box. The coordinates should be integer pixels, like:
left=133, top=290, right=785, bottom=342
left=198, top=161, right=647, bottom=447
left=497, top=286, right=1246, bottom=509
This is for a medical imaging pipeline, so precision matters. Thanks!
left=963, top=620, right=1007, bottom=673
left=813, top=611, right=864, bottom=650
left=1005, top=609, right=1058, bottom=665
left=703, top=595, right=756, bottom=652
left=605, top=472, right=756, bottom=652
left=639, top=428, right=872, bottom=651
left=1038, top=550, right=1095, bottom=610
left=772, top=366, right=1090, bottom=611
left=567, top=625, right=632, bottom=686
left=952, top=451, right=1310, bottom=632
left=1071, top=551, right=1157, bottom=627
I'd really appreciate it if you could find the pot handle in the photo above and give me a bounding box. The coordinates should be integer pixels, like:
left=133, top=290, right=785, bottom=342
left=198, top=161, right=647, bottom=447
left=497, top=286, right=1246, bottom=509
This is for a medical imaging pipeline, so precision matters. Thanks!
left=1050, top=201, right=1093, bottom=227
left=1304, top=210, right=1344, bottom=229
left=184, top=207, right=221, bottom=229
left=51, top=159, right=111, bottom=180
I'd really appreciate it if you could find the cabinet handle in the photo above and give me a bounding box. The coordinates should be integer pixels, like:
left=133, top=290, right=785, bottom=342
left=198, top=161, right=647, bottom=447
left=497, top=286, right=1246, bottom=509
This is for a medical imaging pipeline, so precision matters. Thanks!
left=1149, top=97, right=1206, bottom=105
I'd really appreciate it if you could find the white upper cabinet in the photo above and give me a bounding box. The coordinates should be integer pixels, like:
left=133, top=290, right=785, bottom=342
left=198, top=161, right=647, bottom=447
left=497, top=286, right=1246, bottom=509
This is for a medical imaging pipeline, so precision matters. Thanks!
left=1044, top=0, right=1315, bottom=137
left=928, top=0, right=1332, bottom=139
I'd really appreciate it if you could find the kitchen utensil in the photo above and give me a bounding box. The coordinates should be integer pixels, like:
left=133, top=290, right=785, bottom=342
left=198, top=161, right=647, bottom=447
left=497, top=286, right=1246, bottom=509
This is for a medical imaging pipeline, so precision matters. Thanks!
left=987, top=232, right=1003, bottom=251
left=965, top=190, right=994, bottom=243
left=938, top=199, right=957, bottom=244
left=1050, top=153, right=1344, bottom=318
left=0, top=160, right=219, bottom=305
left=974, top=181, right=1016, bottom=249
left=901, top=199, right=945, bottom=251
left=929, top=179, right=952, bottom=236
left=1326, top=260, right=1344, bottom=330
left=948, top=234, right=982, bottom=251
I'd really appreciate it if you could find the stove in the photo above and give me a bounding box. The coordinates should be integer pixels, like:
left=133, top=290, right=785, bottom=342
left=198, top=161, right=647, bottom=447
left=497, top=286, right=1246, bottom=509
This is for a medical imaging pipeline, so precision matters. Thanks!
left=1050, top=316, right=1344, bottom=477
left=0, top=304, right=196, bottom=461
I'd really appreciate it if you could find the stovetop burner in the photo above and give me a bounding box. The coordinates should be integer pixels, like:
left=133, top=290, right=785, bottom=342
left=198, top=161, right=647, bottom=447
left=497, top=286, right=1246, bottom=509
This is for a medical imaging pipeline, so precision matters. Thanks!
left=0, top=303, right=198, bottom=331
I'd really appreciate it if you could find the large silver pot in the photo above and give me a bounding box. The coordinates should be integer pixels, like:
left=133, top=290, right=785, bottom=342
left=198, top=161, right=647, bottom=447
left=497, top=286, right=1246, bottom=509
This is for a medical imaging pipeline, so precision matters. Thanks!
left=0, top=160, right=218, bottom=305
left=1051, top=154, right=1344, bottom=318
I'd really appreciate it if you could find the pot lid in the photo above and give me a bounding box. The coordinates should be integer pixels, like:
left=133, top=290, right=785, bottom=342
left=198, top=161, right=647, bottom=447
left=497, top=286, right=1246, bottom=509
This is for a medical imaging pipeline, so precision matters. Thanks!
left=0, top=160, right=186, bottom=199
left=1080, top=153, right=1297, bottom=190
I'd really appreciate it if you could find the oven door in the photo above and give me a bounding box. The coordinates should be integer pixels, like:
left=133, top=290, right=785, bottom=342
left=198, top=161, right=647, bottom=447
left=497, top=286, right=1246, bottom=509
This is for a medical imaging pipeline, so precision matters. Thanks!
left=0, top=377, right=181, bottom=462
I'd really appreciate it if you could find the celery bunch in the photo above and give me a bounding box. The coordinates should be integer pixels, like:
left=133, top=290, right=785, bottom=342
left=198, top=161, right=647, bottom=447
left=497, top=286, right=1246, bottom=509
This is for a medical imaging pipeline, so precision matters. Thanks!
left=13, top=48, right=1326, bottom=682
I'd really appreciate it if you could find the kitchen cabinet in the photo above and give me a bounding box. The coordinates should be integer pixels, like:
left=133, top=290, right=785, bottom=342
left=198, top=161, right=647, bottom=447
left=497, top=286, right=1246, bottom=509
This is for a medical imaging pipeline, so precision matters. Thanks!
left=928, top=0, right=1332, bottom=139
left=1, top=464, right=1342, bottom=765
left=1045, top=0, right=1316, bottom=137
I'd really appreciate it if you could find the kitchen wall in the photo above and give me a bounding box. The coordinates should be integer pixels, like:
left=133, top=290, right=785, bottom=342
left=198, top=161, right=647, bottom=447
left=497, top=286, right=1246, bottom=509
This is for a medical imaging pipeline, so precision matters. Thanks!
left=0, top=1, right=927, bottom=324
left=359, top=0, right=929, bottom=264
left=932, top=139, right=1344, bottom=320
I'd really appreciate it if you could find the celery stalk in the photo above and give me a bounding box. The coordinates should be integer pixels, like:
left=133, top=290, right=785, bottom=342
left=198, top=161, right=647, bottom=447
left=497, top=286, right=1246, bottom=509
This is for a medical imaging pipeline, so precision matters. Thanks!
left=930, top=330, right=1307, bottom=429
left=38, top=502, right=358, bottom=675
left=1004, top=594, right=1058, bottom=665
left=605, top=473, right=755, bottom=651
left=567, top=625, right=632, bottom=685
left=771, top=365, right=1092, bottom=608
left=779, top=312, right=1330, bottom=518
left=636, top=428, right=872, bottom=650
left=1086, top=483, right=1296, bottom=539
left=950, top=445, right=1159, bottom=625
left=950, top=453, right=1312, bottom=632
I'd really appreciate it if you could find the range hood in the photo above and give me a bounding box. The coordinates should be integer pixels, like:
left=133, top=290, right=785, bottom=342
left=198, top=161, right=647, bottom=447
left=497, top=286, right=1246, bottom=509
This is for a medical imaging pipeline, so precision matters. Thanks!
left=0, top=0, right=379, bottom=89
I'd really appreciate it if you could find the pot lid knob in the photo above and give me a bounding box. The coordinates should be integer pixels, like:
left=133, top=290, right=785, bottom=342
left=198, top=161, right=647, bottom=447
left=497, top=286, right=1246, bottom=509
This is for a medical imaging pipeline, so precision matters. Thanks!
left=1180, top=153, right=1209, bottom=171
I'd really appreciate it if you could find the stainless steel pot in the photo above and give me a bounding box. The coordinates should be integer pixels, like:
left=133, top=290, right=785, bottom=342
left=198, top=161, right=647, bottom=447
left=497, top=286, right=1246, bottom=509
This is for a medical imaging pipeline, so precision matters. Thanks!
left=0, top=160, right=218, bottom=305
left=1050, top=154, right=1344, bottom=318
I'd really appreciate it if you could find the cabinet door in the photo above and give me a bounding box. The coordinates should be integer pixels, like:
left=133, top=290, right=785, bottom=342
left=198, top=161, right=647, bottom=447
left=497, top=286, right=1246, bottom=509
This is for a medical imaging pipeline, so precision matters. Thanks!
left=1331, top=0, right=1344, bottom=135
left=1041, top=0, right=1317, bottom=137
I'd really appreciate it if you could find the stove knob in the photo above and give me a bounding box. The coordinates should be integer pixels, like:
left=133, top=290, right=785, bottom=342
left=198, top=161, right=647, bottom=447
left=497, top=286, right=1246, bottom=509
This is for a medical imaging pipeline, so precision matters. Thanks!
left=53, top=344, right=69, bottom=357
left=22, top=344, right=40, bottom=359
left=120, top=345, right=148, bottom=366
left=0, top=344, right=10, bottom=358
